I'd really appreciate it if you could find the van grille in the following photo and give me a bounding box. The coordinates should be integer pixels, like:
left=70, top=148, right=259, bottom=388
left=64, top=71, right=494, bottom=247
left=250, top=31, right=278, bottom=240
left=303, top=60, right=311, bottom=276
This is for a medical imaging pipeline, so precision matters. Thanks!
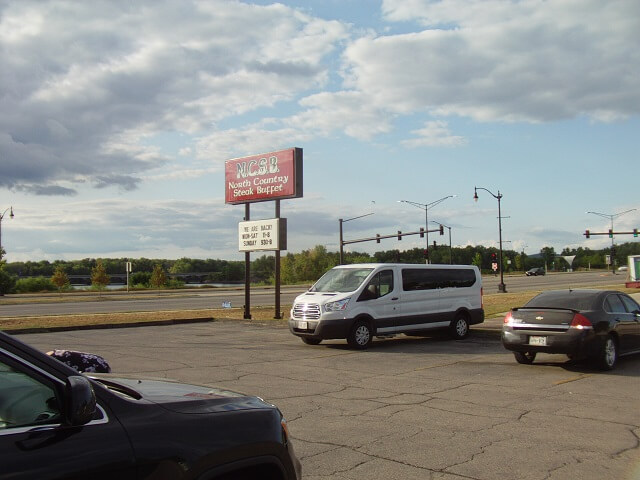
left=292, top=303, right=321, bottom=320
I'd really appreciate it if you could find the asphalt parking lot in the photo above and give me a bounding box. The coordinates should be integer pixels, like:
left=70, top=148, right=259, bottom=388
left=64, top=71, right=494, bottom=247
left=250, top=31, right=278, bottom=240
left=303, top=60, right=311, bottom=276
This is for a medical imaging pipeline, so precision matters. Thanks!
left=18, top=322, right=640, bottom=480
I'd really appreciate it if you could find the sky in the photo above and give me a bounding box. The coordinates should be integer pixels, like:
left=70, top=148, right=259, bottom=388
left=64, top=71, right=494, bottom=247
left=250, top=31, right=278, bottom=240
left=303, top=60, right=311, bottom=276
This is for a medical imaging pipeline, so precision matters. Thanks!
left=1, top=0, right=639, bottom=264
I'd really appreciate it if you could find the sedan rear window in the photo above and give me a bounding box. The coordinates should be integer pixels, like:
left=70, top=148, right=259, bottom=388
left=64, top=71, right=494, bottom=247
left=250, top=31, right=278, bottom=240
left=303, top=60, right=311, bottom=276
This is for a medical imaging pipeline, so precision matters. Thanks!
left=525, top=291, right=597, bottom=311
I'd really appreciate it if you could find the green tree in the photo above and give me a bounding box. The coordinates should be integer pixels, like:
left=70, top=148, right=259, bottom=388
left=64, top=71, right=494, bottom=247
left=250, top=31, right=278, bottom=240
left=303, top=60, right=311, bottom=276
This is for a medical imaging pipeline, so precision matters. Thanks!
left=0, top=262, right=17, bottom=295
left=150, top=264, right=167, bottom=288
left=252, top=255, right=275, bottom=284
left=170, top=257, right=193, bottom=274
left=91, top=259, right=110, bottom=292
left=540, top=246, right=556, bottom=271
left=472, top=252, right=483, bottom=270
left=51, top=265, right=70, bottom=294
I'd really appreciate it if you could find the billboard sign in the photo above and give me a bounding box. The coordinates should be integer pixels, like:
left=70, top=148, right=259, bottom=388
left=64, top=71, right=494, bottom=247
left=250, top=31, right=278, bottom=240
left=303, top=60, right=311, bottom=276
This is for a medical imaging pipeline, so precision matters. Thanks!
left=238, top=218, right=287, bottom=252
left=225, top=148, right=303, bottom=204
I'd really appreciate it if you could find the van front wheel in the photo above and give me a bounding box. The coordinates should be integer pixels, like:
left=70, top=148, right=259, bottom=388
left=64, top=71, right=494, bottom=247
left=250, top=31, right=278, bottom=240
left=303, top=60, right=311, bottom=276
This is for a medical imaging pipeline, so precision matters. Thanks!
left=450, top=314, right=469, bottom=339
left=347, top=320, right=373, bottom=349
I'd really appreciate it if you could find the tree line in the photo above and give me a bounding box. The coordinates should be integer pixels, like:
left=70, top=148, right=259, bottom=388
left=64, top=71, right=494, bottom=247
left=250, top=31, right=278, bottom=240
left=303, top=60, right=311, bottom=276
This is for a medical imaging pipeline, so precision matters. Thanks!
left=1, top=242, right=637, bottom=294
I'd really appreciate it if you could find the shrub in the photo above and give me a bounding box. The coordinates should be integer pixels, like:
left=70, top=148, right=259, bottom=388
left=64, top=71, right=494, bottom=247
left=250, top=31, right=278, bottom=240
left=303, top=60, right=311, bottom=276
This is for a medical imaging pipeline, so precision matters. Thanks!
left=15, top=276, right=56, bottom=293
left=131, top=271, right=151, bottom=287
left=0, top=268, right=17, bottom=294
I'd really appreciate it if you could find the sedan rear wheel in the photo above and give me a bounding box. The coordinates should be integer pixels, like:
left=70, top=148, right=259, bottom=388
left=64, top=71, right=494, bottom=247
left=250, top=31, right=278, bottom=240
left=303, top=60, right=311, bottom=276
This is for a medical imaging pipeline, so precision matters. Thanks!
left=597, top=335, right=617, bottom=370
left=514, top=351, right=536, bottom=364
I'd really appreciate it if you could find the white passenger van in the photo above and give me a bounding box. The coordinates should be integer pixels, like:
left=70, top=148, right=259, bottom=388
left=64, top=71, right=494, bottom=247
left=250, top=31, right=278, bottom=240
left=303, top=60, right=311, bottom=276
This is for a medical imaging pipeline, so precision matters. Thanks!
left=289, top=263, right=484, bottom=349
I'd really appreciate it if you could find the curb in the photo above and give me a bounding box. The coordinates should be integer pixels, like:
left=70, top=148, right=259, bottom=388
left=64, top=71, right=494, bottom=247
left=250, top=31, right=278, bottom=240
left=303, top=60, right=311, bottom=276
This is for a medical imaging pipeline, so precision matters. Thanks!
left=8, top=317, right=214, bottom=335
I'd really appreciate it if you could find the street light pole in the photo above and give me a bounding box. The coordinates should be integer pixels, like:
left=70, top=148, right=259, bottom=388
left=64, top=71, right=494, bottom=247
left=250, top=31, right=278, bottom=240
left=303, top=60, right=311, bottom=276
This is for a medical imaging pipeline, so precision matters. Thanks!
left=399, top=195, right=455, bottom=264
left=0, top=206, right=14, bottom=261
left=339, top=212, right=374, bottom=264
left=474, top=187, right=506, bottom=293
left=0, top=206, right=14, bottom=296
left=586, top=209, right=636, bottom=273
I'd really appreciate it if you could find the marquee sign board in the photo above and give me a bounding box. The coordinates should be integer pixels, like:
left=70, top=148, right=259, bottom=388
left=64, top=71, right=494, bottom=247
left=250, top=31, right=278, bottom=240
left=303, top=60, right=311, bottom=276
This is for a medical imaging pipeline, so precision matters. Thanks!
left=225, top=148, right=303, bottom=204
left=238, top=218, right=287, bottom=252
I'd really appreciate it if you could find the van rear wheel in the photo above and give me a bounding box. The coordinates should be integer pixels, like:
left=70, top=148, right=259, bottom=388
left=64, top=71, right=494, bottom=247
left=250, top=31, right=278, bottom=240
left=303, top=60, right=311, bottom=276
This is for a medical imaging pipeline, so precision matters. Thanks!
left=450, top=314, right=469, bottom=339
left=347, top=320, right=373, bottom=349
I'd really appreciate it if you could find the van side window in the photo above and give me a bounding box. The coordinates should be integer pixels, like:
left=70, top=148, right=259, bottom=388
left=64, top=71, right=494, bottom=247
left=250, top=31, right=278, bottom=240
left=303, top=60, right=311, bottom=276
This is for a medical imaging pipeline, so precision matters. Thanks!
left=444, top=269, right=476, bottom=288
left=358, top=270, right=394, bottom=301
left=402, top=268, right=476, bottom=291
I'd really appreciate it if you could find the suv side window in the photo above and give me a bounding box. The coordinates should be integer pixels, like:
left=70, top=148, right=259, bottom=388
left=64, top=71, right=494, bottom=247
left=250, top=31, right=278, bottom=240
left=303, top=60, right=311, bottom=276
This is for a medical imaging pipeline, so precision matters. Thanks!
left=0, top=357, right=62, bottom=430
left=358, top=270, right=394, bottom=301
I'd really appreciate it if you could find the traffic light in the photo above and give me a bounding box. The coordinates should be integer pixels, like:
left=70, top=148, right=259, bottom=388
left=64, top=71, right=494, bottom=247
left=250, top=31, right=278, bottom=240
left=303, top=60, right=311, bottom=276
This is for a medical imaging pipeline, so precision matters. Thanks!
left=585, top=230, right=590, bottom=238
left=376, top=234, right=381, bottom=244
left=419, top=227, right=424, bottom=238
left=439, top=224, right=444, bottom=235
left=491, top=252, right=497, bottom=261
left=397, top=230, right=402, bottom=240
left=634, top=228, right=638, bottom=238
left=608, top=229, right=613, bottom=238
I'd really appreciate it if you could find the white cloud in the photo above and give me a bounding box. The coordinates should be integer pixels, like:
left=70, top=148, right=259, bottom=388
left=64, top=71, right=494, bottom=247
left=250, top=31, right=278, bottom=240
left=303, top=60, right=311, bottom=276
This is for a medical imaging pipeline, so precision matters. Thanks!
left=0, top=0, right=349, bottom=193
left=350, top=0, right=640, bottom=122
left=402, top=120, right=467, bottom=147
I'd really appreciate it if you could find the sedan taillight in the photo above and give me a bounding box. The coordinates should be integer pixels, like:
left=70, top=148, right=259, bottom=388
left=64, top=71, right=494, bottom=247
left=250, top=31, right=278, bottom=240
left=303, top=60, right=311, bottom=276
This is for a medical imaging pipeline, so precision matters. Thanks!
left=570, top=313, right=593, bottom=329
left=503, top=312, right=513, bottom=325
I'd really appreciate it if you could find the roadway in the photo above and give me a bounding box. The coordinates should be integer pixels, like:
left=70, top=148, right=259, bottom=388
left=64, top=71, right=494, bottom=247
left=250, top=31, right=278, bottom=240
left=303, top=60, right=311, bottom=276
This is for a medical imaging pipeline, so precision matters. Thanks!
left=0, top=271, right=630, bottom=318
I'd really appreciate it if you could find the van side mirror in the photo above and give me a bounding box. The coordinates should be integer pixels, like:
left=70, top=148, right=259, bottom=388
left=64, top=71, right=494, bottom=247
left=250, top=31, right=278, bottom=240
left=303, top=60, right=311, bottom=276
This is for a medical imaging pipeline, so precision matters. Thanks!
left=65, top=376, right=97, bottom=426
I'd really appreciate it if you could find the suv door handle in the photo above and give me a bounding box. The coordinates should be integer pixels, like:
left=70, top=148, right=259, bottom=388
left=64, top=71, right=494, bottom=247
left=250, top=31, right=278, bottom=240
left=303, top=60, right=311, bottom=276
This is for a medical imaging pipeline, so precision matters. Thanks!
left=391, top=297, right=399, bottom=301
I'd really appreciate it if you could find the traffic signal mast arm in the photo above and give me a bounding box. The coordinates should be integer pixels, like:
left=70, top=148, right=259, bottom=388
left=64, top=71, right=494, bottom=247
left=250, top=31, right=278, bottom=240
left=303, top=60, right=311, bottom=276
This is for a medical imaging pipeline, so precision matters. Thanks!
left=343, top=226, right=443, bottom=246
left=584, top=229, right=638, bottom=238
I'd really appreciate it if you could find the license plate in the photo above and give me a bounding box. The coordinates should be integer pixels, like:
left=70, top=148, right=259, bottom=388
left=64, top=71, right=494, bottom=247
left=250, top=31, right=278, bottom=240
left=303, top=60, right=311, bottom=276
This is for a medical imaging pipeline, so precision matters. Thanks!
left=529, top=336, right=547, bottom=346
left=298, top=321, right=308, bottom=329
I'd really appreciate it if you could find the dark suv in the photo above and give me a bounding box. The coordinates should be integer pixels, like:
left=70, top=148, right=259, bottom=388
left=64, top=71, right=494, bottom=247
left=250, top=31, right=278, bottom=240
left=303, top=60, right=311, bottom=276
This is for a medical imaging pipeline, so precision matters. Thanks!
left=0, top=330, right=301, bottom=479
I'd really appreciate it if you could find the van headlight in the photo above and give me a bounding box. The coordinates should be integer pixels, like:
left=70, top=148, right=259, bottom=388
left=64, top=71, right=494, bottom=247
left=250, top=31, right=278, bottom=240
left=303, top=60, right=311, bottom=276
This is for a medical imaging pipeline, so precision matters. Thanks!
left=324, top=297, right=350, bottom=312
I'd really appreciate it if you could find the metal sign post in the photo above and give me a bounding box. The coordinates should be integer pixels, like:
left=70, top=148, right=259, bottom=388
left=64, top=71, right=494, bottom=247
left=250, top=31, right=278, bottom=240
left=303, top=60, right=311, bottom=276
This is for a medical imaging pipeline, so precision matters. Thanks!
left=126, top=261, right=132, bottom=293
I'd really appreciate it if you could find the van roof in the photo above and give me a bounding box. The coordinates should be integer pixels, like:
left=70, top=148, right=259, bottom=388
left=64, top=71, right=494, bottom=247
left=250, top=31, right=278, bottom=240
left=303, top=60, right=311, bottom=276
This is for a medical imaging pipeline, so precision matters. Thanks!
left=334, top=263, right=477, bottom=269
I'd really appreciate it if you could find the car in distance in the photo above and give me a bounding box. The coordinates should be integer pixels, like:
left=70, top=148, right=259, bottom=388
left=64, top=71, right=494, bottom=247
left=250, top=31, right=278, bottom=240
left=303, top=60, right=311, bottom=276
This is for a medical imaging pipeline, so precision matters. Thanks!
left=501, top=289, right=640, bottom=370
left=525, top=267, right=545, bottom=276
left=0, top=330, right=301, bottom=480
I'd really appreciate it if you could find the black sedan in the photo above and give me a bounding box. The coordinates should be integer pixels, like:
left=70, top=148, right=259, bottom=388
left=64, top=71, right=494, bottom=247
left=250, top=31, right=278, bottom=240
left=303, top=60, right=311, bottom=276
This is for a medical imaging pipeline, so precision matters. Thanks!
left=525, top=267, right=545, bottom=276
left=502, top=289, right=640, bottom=370
left=0, top=330, right=301, bottom=479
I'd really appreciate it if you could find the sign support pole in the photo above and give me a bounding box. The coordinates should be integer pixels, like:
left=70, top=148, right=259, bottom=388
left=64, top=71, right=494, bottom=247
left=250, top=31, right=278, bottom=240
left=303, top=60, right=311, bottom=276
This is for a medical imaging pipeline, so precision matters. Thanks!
left=275, top=200, right=282, bottom=319
left=244, top=203, right=251, bottom=319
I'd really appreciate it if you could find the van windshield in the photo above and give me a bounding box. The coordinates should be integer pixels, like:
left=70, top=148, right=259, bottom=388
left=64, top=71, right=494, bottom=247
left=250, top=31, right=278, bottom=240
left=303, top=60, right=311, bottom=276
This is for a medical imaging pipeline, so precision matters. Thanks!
left=310, top=268, right=374, bottom=293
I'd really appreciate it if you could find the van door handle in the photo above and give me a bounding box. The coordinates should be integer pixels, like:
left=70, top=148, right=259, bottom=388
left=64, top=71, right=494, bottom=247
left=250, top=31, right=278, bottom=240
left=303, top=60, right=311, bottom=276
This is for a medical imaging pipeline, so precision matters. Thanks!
left=391, top=297, right=399, bottom=301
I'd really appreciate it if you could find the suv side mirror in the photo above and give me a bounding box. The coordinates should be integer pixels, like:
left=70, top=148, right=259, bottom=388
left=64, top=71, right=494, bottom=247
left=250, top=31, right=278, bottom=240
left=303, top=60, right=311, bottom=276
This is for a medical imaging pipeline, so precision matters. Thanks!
left=65, top=376, right=96, bottom=426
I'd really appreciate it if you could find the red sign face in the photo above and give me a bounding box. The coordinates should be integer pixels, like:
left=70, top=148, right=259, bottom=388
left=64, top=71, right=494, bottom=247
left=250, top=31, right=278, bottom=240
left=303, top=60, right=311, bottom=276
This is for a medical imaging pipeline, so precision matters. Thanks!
left=225, top=148, right=303, bottom=204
